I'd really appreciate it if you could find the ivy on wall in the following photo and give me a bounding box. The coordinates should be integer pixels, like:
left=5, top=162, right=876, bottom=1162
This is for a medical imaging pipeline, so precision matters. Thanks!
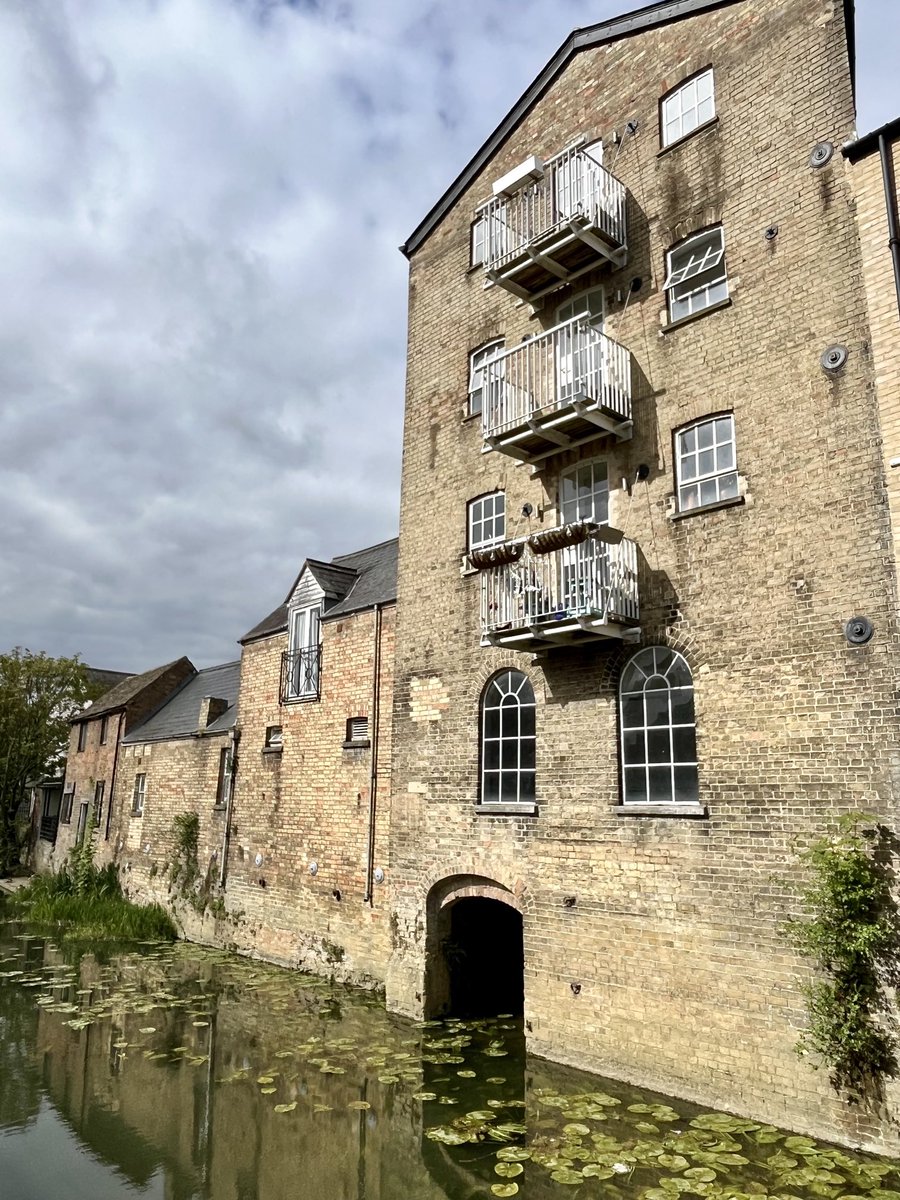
left=788, top=815, right=899, bottom=1101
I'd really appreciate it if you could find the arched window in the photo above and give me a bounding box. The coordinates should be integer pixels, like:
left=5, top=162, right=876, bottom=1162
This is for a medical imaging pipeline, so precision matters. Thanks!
left=480, top=670, right=536, bottom=806
left=619, top=647, right=698, bottom=805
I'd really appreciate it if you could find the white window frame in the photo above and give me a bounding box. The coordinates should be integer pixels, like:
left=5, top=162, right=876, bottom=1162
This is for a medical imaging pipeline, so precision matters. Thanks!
left=468, top=340, right=505, bottom=417
left=676, top=414, right=738, bottom=511
left=132, top=773, right=146, bottom=817
left=664, top=226, right=727, bottom=322
left=661, top=68, right=715, bottom=148
left=559, top=459, right=609, bottom=525
left=468, top=491, right=506, bottom=551
left=619, top=647, right=698, bottom=805
left=480, top=669, right=536, bottom=807
left=265, top=725, right=283, bottom=749
left=287, top=605, right=322, bottom=700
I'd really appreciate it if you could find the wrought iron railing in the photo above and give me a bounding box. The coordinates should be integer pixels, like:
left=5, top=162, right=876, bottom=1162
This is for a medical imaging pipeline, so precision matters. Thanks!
left=481, top=531, right=639, bottom=636
left=280, top=646, right=322, bottom=702
left=481, top=146, right=626, bottom=273
left=482, top=315, right=632, bottom=441
left=39, top=814, right=59, bottom=843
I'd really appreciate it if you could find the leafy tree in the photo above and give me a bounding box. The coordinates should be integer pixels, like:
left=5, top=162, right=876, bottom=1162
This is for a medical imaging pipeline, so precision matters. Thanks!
left=0, top=649, right=91, bottom=872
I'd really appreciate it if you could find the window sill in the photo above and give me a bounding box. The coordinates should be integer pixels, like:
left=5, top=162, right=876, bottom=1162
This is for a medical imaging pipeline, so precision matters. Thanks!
left=213, top=804, right=227, bottom=812
left=614, top=803, right=708, bottom=818
left=670, top=495, right=745, bottom=521
left=657, top=116, right=719, bottom=157
left=476, top=803, right=538, bottom=816
left=660, top=296, right=731, bottom=334
left=462, top=409, right=481, bottom=424
left=342, top=739, right=371, bottom=750
left=262, top=745, right=283, bottom=756
left=281, top=694, right=320, bottom=706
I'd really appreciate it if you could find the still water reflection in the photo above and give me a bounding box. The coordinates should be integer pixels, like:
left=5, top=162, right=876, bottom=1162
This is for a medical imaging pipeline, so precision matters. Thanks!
left=2, top=912, right=899, bottom=1200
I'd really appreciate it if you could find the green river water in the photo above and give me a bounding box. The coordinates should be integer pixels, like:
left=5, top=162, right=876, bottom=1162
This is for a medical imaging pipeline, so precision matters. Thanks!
left=1, top=908, right=898, bottom=1200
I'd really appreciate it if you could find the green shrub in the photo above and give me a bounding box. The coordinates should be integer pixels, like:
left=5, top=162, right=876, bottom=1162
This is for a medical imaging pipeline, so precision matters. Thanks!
left=788, top=814, right=898, bottom=1099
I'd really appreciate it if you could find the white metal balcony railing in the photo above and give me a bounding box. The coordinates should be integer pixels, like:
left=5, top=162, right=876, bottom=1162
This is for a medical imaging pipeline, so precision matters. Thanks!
left=480, top=530, right=639, bottom=646
left=482, top=314, right=632, bottom=448
left=281, top=645, right=322, bottom=702
left=481, top=146, right=626, bottom=277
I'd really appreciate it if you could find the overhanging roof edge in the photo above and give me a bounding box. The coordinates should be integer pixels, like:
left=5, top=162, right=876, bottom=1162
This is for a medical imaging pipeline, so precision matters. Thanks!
left=400, top=0, right=854, bottom=259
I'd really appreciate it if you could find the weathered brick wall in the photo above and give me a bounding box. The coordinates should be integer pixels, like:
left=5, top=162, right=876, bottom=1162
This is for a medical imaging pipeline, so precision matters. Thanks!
left=388, top=0, right=900, bottom=1152
left=49, top=713, right=123, bottom=870
left=213, top=605, right=396, bottom=988
left=848, top=136, right=900, bottom=568
left=104, top=731, right=230, bottom=909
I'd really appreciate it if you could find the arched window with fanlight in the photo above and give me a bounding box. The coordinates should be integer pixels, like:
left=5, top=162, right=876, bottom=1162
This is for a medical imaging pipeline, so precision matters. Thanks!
left=480, top=670, right=536, bottom=806
left=619, top=647, right=698, bottom=805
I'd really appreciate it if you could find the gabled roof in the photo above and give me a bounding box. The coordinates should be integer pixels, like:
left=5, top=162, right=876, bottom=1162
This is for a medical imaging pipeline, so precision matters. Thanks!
left=400, top=0, right=856, bottom=258
left=240, top=537, right=399, bottom=644
left=291, top=559, right=358, bottom=604
left=86, top=667, right=134, bottom=692
left=123, top=661, right=240, bottom=744
left=326, top=538, right=398, bottom=619
left=72, top=658, right=194, bottom=722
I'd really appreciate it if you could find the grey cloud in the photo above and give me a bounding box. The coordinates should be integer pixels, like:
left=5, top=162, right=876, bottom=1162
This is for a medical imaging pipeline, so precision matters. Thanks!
left=0, top=0, right=894, bottom=670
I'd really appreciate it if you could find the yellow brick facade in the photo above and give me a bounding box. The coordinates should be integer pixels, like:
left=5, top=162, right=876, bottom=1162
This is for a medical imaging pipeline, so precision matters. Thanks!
left=385, top=0, right=900, bottom=1153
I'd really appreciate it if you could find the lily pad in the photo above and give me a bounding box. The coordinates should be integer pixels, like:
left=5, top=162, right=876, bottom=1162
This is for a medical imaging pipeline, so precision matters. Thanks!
left=496, top=1148, right=532, bottom=1162
left=550, top=1168, right=584, bottom=1185
left=273, top=1102, right=297, bottom=1113
left=495, top=1163, right=524, bottom=1178
left=490, top=1186, right=519, bottom=1198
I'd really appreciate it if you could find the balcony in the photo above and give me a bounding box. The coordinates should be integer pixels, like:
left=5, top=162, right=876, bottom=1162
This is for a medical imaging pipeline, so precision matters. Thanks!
left=481, top=147, right=627, bottom=301
left=478, top=524, right=639, bottom=649
left=280, top=645, right=321, bottom=703
left=482, top=316, right=632, bottom=463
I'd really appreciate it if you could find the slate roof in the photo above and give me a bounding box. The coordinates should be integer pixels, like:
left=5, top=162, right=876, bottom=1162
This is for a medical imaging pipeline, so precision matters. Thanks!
left=400, top=0, right=856, bottom=258
left=240, top=537, right=399, bottom=643
left=73, top=658, right=194, bottom=723
left=327, top=538, right=398, bottom=619
left=123, top=661, right=241, bottom=744
left=86, top=667, right=134, bottom=693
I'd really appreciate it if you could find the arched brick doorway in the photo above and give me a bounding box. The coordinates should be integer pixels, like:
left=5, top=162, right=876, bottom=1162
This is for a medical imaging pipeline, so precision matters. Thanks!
left=424, top=876, right=524, bottom=1019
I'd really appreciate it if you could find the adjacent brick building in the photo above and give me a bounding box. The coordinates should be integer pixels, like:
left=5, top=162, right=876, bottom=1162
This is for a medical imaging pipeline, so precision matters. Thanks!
left=385, top=0, right=900, bottom=1153
left=45, top=659, right=194, bottom=872
left=217, top=538, right=398, bottom=986
left=104, top=660, right=240, bottom=896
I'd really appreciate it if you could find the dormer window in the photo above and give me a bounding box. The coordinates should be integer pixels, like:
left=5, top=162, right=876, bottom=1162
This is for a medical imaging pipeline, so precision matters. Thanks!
left=285, top=606, right=322, bottom=701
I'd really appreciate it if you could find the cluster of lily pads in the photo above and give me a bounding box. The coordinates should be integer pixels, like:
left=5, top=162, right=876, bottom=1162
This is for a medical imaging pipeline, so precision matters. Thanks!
left=2, top=920, right=900, bottom=1200
left=426, top=1090, right=900, bottom=1198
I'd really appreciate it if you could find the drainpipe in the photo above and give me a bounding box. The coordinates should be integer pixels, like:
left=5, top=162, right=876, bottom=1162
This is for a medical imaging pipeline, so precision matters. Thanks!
left=104, top=711, right=122, bottom=844
left=218, top=727, right=239, bottom=890
left=364, top=604, right=384, bottom=904
left=878, top=132, right=900, bottom=320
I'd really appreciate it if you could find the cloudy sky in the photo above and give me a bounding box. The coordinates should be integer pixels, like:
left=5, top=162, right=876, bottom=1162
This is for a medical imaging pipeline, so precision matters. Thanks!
left=1, top=0, right=896, bottom=672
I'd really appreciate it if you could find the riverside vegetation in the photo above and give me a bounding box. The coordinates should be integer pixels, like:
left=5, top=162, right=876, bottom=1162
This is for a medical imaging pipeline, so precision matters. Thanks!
left=10, top=832, right=175, bottom=943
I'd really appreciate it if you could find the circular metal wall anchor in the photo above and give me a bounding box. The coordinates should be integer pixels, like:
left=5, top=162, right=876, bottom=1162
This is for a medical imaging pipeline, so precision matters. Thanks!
left=373, top=867, right=385, bottom=884
left=809, top=140, right=834, bottom=168
left=764, top=224, right=779, bottom=241
left=308, top=860, right=318, bottom=876
left=254, top=852, right=263, bottom=867
left=820, top=344, right=848, bottom=372
left=845, top=616, right=874, bottom=645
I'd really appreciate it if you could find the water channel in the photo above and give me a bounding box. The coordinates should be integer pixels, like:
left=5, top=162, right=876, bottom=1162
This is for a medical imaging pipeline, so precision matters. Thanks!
left=2, top=906, right=899, bottom=1200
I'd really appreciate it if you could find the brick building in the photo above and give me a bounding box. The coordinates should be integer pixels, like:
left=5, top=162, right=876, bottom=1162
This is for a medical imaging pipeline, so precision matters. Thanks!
left=104, top=660, right=240, bottom=894
left=45, top=659, right=195, bottom=872
left=385, top=0, right=900, bottom=1153
left=216, top=538, right=398, bottom=986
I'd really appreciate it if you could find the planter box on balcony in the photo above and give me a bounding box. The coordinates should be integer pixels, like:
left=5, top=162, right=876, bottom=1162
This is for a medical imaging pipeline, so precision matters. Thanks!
left=469, top=541, right=525, bottom=570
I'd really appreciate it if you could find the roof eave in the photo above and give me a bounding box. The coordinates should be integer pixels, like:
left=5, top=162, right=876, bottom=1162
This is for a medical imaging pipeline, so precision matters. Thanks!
left=401, top=0, right=855, bottom=259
